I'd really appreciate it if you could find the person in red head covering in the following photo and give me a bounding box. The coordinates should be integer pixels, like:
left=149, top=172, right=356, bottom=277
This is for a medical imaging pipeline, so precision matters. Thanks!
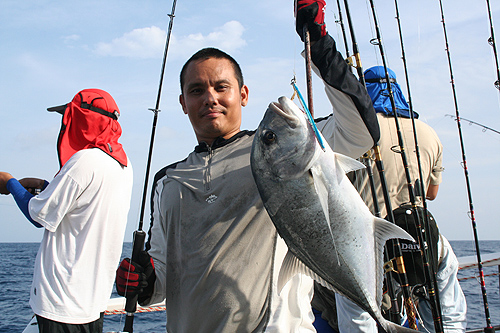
left=49, top=88, right=128, bottom=168
left=0, top=89, right=133, bottom=332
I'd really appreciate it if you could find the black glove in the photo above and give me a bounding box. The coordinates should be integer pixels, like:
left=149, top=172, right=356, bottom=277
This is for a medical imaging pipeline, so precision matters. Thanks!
left=115, top=250, right=156, bottom=302
left=295, top=0, right=327, bottom=42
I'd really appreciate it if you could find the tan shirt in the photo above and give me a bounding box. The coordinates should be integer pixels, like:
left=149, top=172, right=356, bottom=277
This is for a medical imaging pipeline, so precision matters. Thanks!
left=354, top=113, right=443, bottom=217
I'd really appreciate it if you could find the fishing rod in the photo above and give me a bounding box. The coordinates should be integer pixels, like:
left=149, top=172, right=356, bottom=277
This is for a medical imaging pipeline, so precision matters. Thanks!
left=359, top=151, right=407, bottom=324
left=360, top=153, right=381, bottom=217
left=342, top=0, right=364, bottom=85
left=392, top=0, right=444, bottom=326
left=437, top=1, right=495, bottom=331
left=123, top=1, right=177, bottom=332
left=295, top=3, right=400, bottom=325
left=293, top=0, right=315, bottom=116
left=341, top=0, right=417, bottom=326
left=366, top=0, right=444, bottom=331
left=445, top=114, right=500, bottom=136
left=337, top=1, right=401, bottom=323
left=485, top=0, right=500, bottom=91
left=303, top=24, right=315, bottom=117
left=355, top=152, right=407, bottom=326
left=372, top=145, right=412, bottom=325
left=334, top=0, right=352, bottom=73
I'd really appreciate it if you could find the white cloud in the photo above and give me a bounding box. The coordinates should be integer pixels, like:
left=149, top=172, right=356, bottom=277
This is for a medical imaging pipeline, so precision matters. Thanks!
left=94, top=26, right=166, bottom=58
left=63, top=34, right=81, bottom=43
left=93, top=21, right=246, bottom=59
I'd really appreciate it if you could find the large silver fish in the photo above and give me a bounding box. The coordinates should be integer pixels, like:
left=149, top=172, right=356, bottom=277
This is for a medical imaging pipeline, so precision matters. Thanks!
left=250, top=96, right=416, bottom=332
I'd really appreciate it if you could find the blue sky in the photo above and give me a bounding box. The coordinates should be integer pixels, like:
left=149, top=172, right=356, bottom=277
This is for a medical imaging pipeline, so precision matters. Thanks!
left=1, top=0, right=499, bottom=242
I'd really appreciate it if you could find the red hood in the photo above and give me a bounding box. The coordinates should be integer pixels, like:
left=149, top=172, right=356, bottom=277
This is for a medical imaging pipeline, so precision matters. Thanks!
left=55, top=89, right=127, bottom=168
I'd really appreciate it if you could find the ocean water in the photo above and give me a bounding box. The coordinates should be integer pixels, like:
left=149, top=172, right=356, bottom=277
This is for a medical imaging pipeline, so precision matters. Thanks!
left=1, top=241, right=498, bottom=332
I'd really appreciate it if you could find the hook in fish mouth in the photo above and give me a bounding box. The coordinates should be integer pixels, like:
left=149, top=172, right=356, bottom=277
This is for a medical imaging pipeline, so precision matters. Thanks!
left=275, top=95, right=326, bottom=151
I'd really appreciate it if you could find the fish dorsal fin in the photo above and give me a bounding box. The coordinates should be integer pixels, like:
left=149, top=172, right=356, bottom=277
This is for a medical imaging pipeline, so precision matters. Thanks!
left=373, top=217, right=415, bottom=306
left=334, top=153, right=366, bottom=174
left=277, top=250, right=337, bottom=295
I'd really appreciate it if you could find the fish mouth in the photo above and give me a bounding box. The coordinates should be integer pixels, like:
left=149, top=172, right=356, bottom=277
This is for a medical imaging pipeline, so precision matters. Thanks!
left=269, top=98, right=300, bottom=128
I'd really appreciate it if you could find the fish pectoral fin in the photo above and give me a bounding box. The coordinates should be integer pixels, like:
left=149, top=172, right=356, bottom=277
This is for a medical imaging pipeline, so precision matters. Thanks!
left=385, top=321, right=421, bottom=332
left=262, top=193, right=282, bottom=217
left=310, top=165, right=330, bottom=222
left=310, top=165, right=340, bottom=264
left=277, top=250, right=337, bottom=295
left=334, top=153, right=366, bottom=174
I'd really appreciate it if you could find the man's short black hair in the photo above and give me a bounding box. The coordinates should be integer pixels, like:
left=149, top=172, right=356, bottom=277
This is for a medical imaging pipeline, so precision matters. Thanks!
left=180, top=47, right=244, bottom=93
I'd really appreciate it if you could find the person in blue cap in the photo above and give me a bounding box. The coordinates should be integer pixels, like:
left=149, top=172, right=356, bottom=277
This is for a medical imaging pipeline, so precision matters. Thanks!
left=334, top=66, right=467, bottom=332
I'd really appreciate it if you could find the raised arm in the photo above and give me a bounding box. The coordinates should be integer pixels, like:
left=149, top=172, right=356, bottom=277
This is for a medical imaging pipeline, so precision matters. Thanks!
left=295, top=0, right=379, bottom=158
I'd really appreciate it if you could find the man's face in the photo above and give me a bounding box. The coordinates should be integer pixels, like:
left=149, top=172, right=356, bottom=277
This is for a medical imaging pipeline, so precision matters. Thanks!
left=179, top=57, right=249, bottom=145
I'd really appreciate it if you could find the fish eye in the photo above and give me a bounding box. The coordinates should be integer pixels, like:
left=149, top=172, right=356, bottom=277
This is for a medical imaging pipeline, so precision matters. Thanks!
left=262, top=130, right=276, bottom=145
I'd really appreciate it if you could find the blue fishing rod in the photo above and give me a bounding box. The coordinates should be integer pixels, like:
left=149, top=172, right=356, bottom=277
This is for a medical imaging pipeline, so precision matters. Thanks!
left=438, top=0, right=495, bottom=331
left=123, top=1, right=177, bottom=332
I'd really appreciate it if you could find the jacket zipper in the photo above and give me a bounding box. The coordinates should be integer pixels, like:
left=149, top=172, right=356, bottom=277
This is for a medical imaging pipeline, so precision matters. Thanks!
left=204, top=146, right=213, bottom=191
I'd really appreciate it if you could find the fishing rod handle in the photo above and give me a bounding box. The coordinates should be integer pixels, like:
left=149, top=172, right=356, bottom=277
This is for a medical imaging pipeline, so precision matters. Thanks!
left=124, top=230, right=147, bottom=314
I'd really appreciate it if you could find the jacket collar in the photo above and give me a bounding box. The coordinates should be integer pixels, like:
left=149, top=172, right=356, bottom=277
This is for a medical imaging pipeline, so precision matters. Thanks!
left=194, top=130, right=255, bottom=153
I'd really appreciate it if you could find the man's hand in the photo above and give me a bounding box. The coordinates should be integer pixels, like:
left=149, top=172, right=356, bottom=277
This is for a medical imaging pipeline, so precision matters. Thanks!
left=295, top=0, right=327, bottom=42
left=116, top=251, right=156, bottom=301
left=19, top=178, right=46, bottom=195
left=0, top=172, right=14, bottom=195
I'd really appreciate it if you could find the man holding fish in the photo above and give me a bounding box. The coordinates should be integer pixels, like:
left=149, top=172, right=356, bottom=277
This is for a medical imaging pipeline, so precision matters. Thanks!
left=116, top=1, right=416, bottom=332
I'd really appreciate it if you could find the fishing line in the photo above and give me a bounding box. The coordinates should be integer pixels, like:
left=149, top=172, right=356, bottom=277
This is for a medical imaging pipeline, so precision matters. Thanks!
left=363, top=0, right=379, bottom=66
left=122, top=1, right=177, bottom=332
left=437, top=1, right=495, bottom=331
left=366, top=0, right=442, bottom=330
